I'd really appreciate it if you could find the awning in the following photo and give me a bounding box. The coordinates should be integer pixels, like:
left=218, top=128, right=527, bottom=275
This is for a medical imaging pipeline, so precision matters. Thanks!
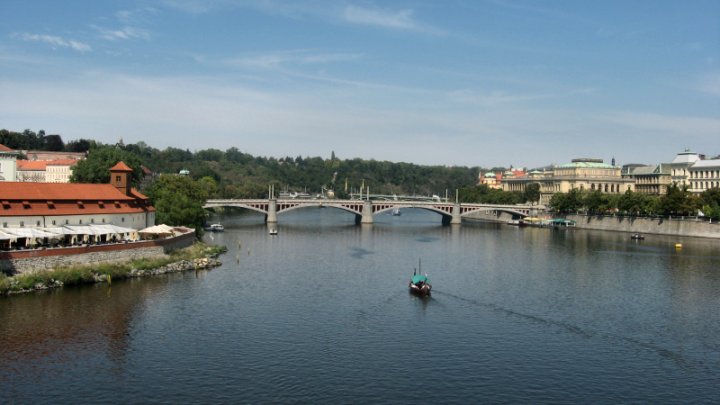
left=138, top=224, right=175, bottom=236
left=2, top=228, right=62, bottom=238
left=0, top=231, right=18, bottom=241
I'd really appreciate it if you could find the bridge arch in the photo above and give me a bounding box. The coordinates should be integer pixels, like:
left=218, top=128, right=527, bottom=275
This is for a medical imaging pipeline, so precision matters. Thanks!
left=373, top=205, right=452, bottom=219
left=277, top=202, right=363, bottom=217
left=203, top=202, right=269, bottom=216
left=459, top=206, right=530, bottom=218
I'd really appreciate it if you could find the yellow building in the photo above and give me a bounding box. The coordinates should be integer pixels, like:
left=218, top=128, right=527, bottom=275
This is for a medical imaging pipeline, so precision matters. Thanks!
left=502, top=158, right=634, bottom=205
left=621, top=164, right=671, bottom=195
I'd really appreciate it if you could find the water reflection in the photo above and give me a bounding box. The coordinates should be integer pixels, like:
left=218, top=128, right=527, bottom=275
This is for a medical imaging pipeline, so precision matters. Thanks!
left=1, top=208, right=719, bottom=403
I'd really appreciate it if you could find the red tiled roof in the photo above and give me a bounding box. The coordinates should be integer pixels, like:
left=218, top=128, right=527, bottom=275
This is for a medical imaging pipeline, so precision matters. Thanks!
left=0, top=144, right=14, bottom=152
left=46, top=159, right=80, bottom=166
left=16, top=160, right=48, bottom=171
left=0, top=201, right=154, bottom=216
left=0, top=182, right=138, bottom=201
left=129, top=188, right=149, bottom=199
left=110, top=161, right=133, bottom=172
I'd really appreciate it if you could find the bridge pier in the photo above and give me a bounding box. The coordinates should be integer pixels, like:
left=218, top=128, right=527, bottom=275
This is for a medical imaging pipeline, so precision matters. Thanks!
left=266, top=199, right=278, bottom=223
left=451, top=203, right=462, bottom=225
left=360, top=201, right=374, bottom=224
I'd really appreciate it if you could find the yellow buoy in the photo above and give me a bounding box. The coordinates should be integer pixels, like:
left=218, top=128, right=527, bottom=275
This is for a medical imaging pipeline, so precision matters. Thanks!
left=675, top=243, right=682, bottom=249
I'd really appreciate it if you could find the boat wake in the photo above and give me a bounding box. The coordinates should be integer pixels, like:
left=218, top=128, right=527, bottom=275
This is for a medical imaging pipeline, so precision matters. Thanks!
left=431, top=289, right=713, bottom=372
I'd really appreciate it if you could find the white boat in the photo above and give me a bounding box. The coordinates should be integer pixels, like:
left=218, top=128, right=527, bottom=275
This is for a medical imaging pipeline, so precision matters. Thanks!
left=392, top=207, right=401, bottom=216
left=208, top=223, right=224, bottom=232
left=269, top=228, right=278, bottom=235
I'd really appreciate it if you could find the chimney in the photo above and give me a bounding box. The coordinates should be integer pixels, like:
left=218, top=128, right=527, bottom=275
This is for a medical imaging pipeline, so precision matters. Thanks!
left=109, top=161, right=133, bottom=195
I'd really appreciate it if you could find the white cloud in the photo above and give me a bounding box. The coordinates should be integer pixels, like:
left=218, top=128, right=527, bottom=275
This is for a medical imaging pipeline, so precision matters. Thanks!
left=696, top=73, right=720, bottom=96
left=15, top=33, right=91, bottom=52
left=602, top=111, right=720, bottom=138
left=1, top=71, right=717, bottom=167
left=95, top=26, right=151, bottom=41
left=343, top=5, right=417, bottom=30
left=226, top=50, right=361, bottom=70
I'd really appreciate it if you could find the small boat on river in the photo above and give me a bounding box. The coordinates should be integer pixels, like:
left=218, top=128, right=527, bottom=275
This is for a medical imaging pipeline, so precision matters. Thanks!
left=392, top=207, right=401, bottom=216
left=269, top=228, right=278, bottom=235
left=631, top=233, right=644, bottom=240
left=409, top=259, right=431, bottom=296
left=207, top=223, right=224, bottom=232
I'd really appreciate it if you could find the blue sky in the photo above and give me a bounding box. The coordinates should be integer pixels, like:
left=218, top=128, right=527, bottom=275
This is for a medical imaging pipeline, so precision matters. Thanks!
left=1, top=0, right=718, bottom=168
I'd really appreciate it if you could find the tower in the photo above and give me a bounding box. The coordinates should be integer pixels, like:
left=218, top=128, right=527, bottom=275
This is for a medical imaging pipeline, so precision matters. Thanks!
left=109, top=161, right=133, bottom=195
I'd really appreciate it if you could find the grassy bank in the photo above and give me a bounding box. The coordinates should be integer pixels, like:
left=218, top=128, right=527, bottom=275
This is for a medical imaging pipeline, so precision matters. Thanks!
left=0, top=242, right=227, bottom=295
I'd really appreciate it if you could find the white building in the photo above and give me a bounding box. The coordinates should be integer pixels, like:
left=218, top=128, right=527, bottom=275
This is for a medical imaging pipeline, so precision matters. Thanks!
left=688, top=159, right=720, bottom=193
left=0, top=144, right=19, bottom=182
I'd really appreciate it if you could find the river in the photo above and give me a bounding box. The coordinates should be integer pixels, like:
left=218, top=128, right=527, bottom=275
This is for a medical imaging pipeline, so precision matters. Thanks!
left=1, top=208, right=719, bottom=403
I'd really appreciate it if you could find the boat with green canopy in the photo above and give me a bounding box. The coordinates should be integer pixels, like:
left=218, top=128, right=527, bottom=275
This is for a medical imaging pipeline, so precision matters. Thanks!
left=409, top=259, right=432, bottom=296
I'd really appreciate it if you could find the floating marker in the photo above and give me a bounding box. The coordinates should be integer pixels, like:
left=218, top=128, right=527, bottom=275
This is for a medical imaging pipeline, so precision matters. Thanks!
left=675, top=243, right=682, bottom=249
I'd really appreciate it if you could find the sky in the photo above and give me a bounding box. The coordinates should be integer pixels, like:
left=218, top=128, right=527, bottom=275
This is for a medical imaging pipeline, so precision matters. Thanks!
left=0, top=0, right=718, bottom=168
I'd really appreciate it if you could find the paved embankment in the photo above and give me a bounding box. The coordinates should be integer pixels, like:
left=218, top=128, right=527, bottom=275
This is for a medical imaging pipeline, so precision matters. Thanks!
left=566, top=214, right=720, bottom=239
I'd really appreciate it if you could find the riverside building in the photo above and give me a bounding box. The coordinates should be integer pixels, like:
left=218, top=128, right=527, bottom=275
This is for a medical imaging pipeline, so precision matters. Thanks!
left=502, top=158, right=634, bottom=205
left=0, top=162, right=155, bottom=231
left=688, top=159, right=720, bottom=193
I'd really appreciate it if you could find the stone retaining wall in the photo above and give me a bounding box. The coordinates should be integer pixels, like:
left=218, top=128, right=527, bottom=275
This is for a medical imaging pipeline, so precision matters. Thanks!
left=566, top=214, right=720, bottom=239
left=1, top=231, right=197, bottom=275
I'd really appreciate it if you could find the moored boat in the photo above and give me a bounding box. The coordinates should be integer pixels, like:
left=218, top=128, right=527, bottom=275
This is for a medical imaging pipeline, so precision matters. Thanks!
left=631, top=233, right=644, bottom=240
left=269, top=228, right=278, bottom=235
left=207, top=223, right=224, bottom=232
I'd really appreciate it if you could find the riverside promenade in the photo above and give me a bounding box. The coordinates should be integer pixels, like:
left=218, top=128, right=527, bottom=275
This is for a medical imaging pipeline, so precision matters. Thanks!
left=566, top=214, right=719, bottom=239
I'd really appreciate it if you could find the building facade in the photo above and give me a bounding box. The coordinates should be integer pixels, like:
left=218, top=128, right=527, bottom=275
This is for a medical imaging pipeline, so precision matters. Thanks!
left=0, top=144, right=19, bottom=182
left=0, top=162, right=155, bottom=230
left=667, top=150, right=702, bottom=187
left=688, top=159, right=720, bottom=193
left=621, top=164, right=671, bottom=195
left=502, top=158, right=634, bottom=205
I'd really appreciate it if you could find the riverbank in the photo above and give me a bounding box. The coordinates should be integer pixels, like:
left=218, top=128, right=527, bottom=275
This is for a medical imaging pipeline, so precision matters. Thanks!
left=566, top=214, right=719, bottom=239
left=0, top=242, right=226, bottom=296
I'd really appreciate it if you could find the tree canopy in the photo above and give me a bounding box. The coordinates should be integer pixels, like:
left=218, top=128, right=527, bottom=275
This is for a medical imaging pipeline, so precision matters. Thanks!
left=70, top=145, right=144, bottom=185
left=145, top=175, right=218, bottom=231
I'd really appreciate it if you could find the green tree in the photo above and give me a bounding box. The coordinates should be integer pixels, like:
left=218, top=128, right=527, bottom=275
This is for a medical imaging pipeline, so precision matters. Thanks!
left=549, top=188, right=583, bottom=214
left=70, top=145, right=144, bottom=185
left=146, top=175, right=218, bottom=231
left=700, top=187, right=720, bottom=220
left=659, top=184, right=698, bottom=216
left=43, top=134, right=65, bottom=151
left=523, top=183, right=541, bottom=205
left=65, top=138, right=96, bottom=153
left=583, top=190, right=607, bottom=214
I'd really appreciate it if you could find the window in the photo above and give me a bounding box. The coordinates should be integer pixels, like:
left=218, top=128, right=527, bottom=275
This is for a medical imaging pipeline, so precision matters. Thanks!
left=20, top=221, right=24, bottom=227
left=121, top=217, right=125, bottom=222
left=52, top=220, right=56, bottom=225
left=65, top=219, right=69, bottom=225
left=102, top=218, right=106, bottom=223
left=2, top=222, right=6, bottom=228
left=79, top=219, right=83, bottom=224
left=116, top=175, right=122, bottom=183
left=36, top=221, right=41, bottom=226
left=91, top=218, right=95, bottom=224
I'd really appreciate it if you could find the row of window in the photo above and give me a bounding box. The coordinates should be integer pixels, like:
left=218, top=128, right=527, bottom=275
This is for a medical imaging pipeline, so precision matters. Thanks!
left=2, top=217, right=127, bottom=228
left=692, top=181, right=720, bottom=190
left=589, top=183, right=629, bottom=193
left=689, top=170, right=720, bottom=179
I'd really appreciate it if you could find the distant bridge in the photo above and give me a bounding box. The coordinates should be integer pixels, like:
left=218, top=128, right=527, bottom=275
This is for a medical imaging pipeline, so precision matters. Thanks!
left=203, top=198, right=542, bottom=225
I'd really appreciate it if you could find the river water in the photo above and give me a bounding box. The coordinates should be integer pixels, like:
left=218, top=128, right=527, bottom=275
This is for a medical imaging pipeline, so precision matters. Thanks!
left=1, top=208, right=719, bottom=403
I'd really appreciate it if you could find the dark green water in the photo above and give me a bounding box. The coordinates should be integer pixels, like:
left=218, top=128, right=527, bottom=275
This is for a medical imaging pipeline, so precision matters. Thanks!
left=2, top=208, right=719, bottom=403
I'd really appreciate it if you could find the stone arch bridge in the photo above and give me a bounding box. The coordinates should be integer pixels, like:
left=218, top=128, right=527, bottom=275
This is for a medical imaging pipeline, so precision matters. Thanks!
left=203, top=199, right=539, bottom=225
